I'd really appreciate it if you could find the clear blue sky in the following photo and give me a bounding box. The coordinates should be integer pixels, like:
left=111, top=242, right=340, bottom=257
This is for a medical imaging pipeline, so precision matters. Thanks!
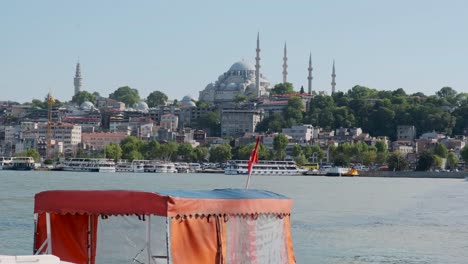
left=2, top=0, right=467, bottom=103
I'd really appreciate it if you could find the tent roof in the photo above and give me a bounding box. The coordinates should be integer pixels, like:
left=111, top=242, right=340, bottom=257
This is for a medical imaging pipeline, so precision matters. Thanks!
left=34, top=188, right=292, bottom=217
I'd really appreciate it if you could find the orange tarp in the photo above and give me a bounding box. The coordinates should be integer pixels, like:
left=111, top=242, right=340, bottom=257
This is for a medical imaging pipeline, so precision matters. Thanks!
left=35, top=213, right=98, bottom=264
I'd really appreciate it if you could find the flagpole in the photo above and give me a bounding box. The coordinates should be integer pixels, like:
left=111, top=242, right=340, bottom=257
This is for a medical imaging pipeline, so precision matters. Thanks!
left=245, top=171, right=252, bottom=189
left=245, top=136, right=261, bottom=190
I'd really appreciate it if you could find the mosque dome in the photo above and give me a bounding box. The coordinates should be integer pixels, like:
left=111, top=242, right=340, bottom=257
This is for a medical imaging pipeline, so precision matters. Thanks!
left=181, top=95, right=196, bottom=107
left=80, top=101, right=94, bottom=110
left=135, top=101, right=149, bottom=111
left=229, top=61, right=255, bottom=72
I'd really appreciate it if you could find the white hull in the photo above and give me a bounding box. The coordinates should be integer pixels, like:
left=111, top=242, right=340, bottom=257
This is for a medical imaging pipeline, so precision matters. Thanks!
left=225, top=160, right=307, bottom=176
left=62, top=158, right=116, bottom=173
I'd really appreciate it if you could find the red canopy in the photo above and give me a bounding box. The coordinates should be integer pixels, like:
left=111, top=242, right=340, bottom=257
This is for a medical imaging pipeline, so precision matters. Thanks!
left=34, top=189, right=292, bottom=217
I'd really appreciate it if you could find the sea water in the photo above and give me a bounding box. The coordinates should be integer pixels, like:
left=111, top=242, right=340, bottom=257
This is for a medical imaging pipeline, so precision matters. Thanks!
left=0, top=171, right=467, bottom=263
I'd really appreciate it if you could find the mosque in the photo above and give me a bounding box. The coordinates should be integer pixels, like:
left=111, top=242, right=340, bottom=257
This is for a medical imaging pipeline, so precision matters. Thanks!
left=198, top=33, right=338, bottom=104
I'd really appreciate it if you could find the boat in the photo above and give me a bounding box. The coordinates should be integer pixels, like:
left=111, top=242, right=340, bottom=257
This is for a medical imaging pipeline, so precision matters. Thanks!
left=9, top=157, right=35, bottom=171
left=62, top=158, right=116, bottom=173
left=175, top=162, right=190, bottom=173
left=326, top=167, right=359, bottom=176
left=225, top=160, right=308, bottom=175
left=0, top=156, right=12, bottom=170
left=116, top=160, right=147, bottom=172
left=33, top=188, right=296, bottom=263
left=144, top=161, right=178, bottom=173
left=302, top=168, right=323, bottom=175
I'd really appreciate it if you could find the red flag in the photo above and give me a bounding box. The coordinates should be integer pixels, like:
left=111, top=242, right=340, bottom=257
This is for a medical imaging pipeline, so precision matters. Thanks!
left=247, top=136, right=261, bottom=175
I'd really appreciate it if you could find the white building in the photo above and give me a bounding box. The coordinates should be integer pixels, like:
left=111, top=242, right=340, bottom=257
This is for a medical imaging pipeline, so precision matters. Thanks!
left=38, top=122, right=81, bottom=151
left=160, top=114, right=178, bottom=130
left=282, top=124, right=316, bottom=142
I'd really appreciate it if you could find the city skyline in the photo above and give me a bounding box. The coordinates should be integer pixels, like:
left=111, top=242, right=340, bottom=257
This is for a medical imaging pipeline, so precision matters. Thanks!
left=2, top=1, right=468, bottom=103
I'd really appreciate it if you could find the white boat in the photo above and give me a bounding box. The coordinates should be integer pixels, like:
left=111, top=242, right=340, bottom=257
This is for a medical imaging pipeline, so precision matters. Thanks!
left=189, top=163, right=202, bottom=172
left=116, top=160, right=148, bottom=172
left=175, top=163, right=190, bottom=173
left=9, top=157, right=35, bottom=171
left=144, top=161, right=177, bottom=173
left=224, top=160, right=307, bottom=175
left=0, top=157, right=12, bottom=170
left=62, top=158, right=116, bottom=173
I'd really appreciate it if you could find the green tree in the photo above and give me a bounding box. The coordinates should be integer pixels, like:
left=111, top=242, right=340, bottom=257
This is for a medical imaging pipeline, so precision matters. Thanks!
left=105, top=143, right=122, bottom=161
left=158, top=142, right=178, bottom=161
left=362, top=151, right=377, bottom=166
left=193, top=146, right=209, bottom=162
left=270, top=82, right=295, bottom=95
left=333, top=153, right=350, bottom=167
left=387, top=151, right=409, bottom=171
left=15, top=148, right=40, bottom=162
left=446, top=152, right=459, bottom=170
left=416, top=150, right=436, bottom=171
left=433, top=143, right=448, bottom=158
left=375, top=141, right=388, bottom=153
left=142, top=141, right=160, bottom=160
left=295, top=153, right=307, bottom=166
left=209, top=144, right=232, bottom=163
left=109, top=86, right=141, bottom=107
left=460, top=145, right=468, bottom=163
left=284, top=96, right=304, bottom=127
left=72, top=91, right=96, bottom=106
left=238, top=143, right=269, bottom=160
left=194, top=111, right=221, bottom=137
left=273, top=134, right=289, bottom=160
left=146, top=91, right=168, bottom=107
left=291, top=144, right=302, bottom=157
left=177, top=143, right=193, bottom=162
left=436, top=87, right=457, bottom=99
left=120, top=136, right=143, bottom=161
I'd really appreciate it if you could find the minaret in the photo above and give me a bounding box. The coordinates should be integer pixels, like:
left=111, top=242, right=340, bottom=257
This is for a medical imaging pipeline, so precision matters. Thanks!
left=331, top=60, right=336, bottom=94
left=255, top=32, right=261, bottom=95
left=74, top=62, right=82, bottom=95
left=307, top=53, right=313, bottom=94
left=282, top=42, right=288, bottom=83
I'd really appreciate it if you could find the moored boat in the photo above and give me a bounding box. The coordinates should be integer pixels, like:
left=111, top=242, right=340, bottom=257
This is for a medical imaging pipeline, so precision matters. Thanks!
left=10, top=157, right=35, bottom=171
left=225, top=160, right=307, bottom=175
left=62, top=158, right=116, bottom=172
left=0, top=156, right=12, bottom=170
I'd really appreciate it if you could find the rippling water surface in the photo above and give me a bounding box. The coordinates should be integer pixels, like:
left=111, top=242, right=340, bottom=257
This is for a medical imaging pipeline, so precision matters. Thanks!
left=0, top=171, right=467, bottom=263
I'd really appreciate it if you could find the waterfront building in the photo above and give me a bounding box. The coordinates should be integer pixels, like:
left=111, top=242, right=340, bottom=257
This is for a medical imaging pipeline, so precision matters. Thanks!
left=82, top=132, right=127, bottom=150
left=37, top=122, right=81, bottom=153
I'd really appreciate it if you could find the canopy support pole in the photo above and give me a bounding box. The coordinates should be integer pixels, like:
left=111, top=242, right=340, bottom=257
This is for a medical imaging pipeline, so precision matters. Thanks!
left=45, top=213, right=52, bottom=254
left=88, top=215, right=92, bottom=264
left=146, top=215, right=155, bottom=264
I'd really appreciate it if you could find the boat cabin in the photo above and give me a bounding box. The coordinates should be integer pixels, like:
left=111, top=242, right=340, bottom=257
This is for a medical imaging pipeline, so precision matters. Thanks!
left=33, top=189, right=296, bottom=264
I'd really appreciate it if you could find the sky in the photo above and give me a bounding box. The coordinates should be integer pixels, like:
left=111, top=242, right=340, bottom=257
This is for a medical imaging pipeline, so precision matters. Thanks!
left=2, top=0, right=468, bottom=103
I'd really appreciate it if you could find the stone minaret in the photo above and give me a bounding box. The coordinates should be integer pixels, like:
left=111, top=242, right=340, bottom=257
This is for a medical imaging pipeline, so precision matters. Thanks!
left=307, top=53, right=313, bottom=94
left=331, top=60, right=336, bottom=94
left=282, top=42, right=288, bottom=83
left=74, top=62, right=82, bottom=95
left=255, top=32, right=261, bottom=95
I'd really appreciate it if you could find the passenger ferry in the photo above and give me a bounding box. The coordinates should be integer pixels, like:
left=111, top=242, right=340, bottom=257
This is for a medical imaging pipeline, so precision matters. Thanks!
left=224, top=160, right=307, bottom=175
left=0, top=157, right=12, bottom=170
left=62, top=158, right=116, bottom=173
left=10, top=157, right=35, bottom=171
left=144, top=161, right=178, bottom=173
left=116, top=160, right=147, bottom=173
